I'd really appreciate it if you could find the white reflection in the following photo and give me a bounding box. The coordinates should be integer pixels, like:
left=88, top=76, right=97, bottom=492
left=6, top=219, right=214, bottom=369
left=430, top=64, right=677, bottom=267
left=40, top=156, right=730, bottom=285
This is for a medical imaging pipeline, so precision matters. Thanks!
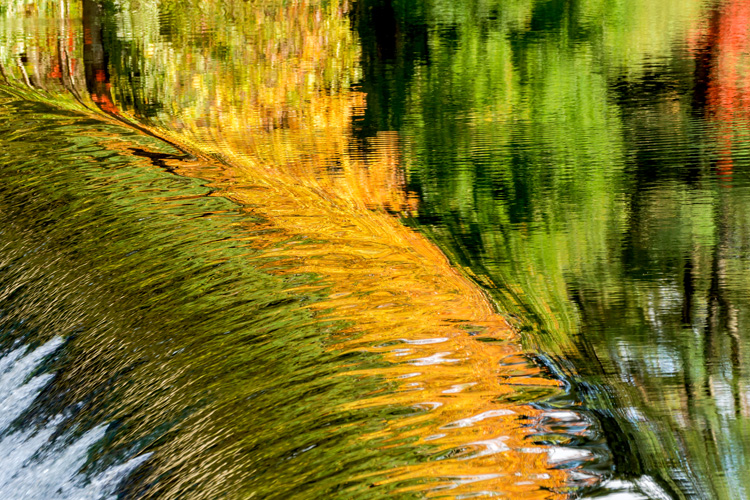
left=443, top=409, right=515, bottom=429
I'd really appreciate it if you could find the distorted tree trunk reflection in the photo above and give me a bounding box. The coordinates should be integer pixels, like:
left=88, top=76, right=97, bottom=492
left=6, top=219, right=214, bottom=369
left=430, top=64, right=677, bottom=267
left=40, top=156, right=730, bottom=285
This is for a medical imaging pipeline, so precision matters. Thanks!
left=82, top=0, right=116, bottom=114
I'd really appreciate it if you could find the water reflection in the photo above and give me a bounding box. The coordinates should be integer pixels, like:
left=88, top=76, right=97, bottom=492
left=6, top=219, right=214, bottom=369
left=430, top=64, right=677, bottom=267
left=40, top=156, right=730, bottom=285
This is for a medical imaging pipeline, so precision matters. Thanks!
left=350, top=0, right=750, bottom=498
left=0, top=1, right=612, bottom=499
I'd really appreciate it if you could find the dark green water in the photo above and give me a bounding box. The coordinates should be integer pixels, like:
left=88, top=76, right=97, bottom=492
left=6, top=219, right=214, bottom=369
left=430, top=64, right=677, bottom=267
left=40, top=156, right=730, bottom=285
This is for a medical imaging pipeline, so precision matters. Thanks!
left=355, top=0, right=750, bottom=498
left=2, top=0, right=750, bottom=499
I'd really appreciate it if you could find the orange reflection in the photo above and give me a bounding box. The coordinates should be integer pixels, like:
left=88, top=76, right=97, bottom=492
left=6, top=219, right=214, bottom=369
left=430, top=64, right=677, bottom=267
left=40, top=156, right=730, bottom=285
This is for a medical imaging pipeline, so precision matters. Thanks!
left=154, top=125, right=577, bottom=499
left=143, top=88, right=580, bottom=500
left=691, top=0, right=750, bottom=183
left=1, top=0, right=598, bottom=496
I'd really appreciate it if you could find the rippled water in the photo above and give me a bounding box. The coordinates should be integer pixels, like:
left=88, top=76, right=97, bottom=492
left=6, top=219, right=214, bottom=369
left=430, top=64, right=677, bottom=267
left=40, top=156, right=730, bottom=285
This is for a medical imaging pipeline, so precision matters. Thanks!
left=0, top=339, right=151, bottom=499
left=2, top=0, right=750, bottom=498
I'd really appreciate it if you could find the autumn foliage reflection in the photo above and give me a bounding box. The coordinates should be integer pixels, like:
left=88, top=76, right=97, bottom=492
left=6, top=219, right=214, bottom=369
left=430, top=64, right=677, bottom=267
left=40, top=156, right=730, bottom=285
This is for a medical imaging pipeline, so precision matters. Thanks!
left=691, top=0, right=750, bottom=182
left=0, top=0, right=602, bottom=497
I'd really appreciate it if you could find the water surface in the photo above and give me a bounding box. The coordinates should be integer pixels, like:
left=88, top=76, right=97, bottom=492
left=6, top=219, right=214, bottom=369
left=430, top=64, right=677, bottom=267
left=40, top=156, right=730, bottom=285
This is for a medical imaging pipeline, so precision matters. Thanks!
left=3, top=0, right=750, bottom=499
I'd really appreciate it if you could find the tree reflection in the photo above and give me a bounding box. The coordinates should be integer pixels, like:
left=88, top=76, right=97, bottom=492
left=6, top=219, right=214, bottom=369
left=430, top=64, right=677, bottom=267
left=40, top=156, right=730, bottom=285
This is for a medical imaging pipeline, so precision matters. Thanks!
left=350, top=0, right=750, bottom=497
left=0, top=1, right=605, bottom=497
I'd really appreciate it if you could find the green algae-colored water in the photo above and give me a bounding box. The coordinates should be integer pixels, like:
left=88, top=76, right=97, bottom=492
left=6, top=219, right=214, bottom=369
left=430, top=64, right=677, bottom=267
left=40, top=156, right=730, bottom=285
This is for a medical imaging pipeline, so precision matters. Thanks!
left=2, top=1, right=750, bottom=499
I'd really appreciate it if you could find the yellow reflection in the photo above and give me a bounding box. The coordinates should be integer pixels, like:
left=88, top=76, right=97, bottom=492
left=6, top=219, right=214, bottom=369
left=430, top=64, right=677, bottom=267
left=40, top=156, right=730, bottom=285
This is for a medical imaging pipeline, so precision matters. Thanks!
left=146, top=77, right=575, bottom=500
left=1, top=0, right=590, bottom=496
left=154, top=123, right=575, bottom=499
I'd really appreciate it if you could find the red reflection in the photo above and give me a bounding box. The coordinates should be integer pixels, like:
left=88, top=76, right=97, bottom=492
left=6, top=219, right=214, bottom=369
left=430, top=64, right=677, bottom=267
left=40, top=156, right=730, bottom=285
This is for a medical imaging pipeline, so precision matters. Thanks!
left=82, top=0, right=119, bottom=116
left=691, top=1, right=750, bottom=184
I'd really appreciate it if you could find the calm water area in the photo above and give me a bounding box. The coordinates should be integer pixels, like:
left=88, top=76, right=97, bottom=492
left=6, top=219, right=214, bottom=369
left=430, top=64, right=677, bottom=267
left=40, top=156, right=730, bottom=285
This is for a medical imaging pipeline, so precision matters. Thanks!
left=0, top=0, right=749, bottom=498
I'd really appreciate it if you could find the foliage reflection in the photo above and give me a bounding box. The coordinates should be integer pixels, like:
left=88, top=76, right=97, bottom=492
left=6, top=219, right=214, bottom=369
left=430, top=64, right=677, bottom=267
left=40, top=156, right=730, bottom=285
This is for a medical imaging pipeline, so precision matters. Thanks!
left=0, top=0, right=615, bottom=498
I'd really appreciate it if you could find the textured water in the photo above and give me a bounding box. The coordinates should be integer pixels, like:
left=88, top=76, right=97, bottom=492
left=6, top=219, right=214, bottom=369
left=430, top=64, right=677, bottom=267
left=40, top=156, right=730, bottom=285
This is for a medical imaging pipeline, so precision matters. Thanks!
left=0, top=3, right=614, bottom=498
left=0, top=338, right=151, bottom=499
left=2, top=0, right=750, bottom=499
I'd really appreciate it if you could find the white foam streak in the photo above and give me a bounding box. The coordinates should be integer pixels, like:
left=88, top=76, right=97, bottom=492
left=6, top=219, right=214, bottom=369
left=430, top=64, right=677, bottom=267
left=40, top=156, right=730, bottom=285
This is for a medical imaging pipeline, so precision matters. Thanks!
left=0, top=339, right=151, bottom=499
left=443, top=409, right=515, bottom=429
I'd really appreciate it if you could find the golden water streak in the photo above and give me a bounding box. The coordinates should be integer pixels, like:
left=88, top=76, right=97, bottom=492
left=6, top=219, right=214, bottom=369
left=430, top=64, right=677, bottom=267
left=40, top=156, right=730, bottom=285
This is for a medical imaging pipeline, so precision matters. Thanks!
left=143, top=111, right=571, bottom=497
left=0, top=1, right=587, bottom=497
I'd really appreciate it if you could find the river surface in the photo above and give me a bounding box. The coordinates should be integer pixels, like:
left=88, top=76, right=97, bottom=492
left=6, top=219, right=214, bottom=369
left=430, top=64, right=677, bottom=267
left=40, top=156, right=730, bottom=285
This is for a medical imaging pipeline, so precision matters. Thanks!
left=0, top=0, right=749, bottom=498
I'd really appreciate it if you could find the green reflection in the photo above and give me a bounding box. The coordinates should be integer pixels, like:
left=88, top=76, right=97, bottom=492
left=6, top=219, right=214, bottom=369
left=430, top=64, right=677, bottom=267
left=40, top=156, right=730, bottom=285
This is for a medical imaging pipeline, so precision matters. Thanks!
left=7, top=0, right=750, bottom=498
left=0, top=1, right=603, bottom=498
left=355, top=0, right=750, bottom=498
